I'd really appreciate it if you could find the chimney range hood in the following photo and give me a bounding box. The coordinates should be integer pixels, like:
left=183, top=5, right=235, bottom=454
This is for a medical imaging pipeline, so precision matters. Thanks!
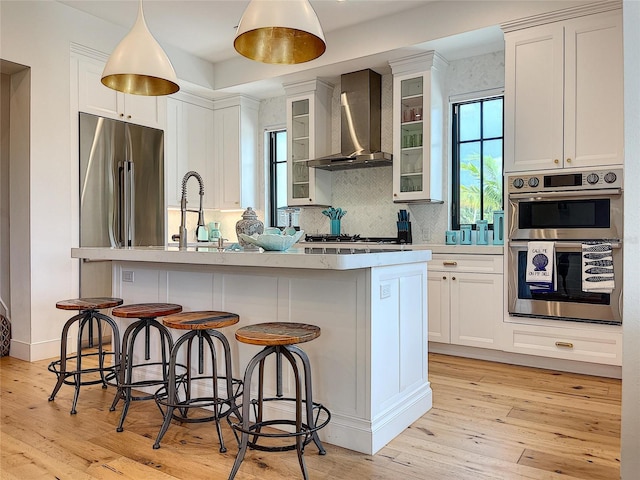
left=306, top=69, right=392, bottom=171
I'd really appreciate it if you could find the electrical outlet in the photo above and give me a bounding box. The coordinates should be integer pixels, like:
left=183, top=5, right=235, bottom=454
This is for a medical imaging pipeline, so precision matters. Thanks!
left=122, top=270, right=134, bottom=283
left=380, top=283, right=391, bottom=299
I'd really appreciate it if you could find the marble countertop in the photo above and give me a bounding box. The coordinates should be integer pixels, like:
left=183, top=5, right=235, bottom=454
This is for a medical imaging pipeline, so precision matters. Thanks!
left=71, top=246, right=432, bottom=271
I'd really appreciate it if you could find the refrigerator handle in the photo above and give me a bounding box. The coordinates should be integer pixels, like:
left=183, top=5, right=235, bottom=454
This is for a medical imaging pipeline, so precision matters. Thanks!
left=129, top=161, right=135, bottom=247
left=117, top=163, right=124, bottom=248
left=123, top=161, right=133, bottom=247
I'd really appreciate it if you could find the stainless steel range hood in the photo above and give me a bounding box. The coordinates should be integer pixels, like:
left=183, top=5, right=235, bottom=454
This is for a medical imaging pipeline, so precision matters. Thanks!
left=307, top=69, right=392, bottom=171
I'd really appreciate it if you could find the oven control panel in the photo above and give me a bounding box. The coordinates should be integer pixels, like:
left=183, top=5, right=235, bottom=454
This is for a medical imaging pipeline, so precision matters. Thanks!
left=508, top=168, right=623, bottom=193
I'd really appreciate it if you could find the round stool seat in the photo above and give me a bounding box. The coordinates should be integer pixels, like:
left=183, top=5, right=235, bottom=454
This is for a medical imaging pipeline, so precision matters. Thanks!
left=162, top=311, right=239, bottom=331
left=56, top=297, right=123, bottom=311
left=235, top=322, right=320, bottom=346
left=112, top=303, right=182, bottom=319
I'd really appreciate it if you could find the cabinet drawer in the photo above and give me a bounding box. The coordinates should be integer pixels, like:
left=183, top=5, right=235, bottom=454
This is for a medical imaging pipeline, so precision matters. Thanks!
left=505, top=324, right=622, bottom=365
left=429, top=254, right=503, bottom=274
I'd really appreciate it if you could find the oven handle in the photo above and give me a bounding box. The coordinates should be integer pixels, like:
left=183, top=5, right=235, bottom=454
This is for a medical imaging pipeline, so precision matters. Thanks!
left=508, top=188, right=622, bottom=200
left=509, top=240, right=622, bottom=249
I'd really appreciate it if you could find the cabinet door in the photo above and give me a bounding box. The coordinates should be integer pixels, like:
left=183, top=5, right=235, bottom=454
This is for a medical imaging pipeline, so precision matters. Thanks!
left=123, top=93, right=166, bottom=130
left=563, top=12, right=623, bottom=168
left=77, top=56, right=122, bottom=119
left=215, top=105, right=242, bottom=210
left=166, top=99, right=215, bottom=209
left=286, top=95, right=331, bottom=207
left=504, top=23, right=564, bottom=172
left=450, top=272, right=502, bottom=349
left=427, top=271, right=450, bottom=343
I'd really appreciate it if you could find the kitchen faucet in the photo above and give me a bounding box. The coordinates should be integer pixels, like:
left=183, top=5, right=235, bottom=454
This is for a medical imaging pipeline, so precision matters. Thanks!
left=172, top=171, right=205, bottom=249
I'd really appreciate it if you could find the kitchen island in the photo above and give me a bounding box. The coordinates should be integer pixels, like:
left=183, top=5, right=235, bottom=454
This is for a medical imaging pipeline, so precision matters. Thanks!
left=71, top=246, right=432, bottom=454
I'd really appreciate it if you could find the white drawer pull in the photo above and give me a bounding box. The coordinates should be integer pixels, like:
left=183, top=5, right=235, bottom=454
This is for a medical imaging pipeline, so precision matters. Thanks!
left=443, top=261, right=457, bottom=267
left=555, top=341, right=574, bottom=349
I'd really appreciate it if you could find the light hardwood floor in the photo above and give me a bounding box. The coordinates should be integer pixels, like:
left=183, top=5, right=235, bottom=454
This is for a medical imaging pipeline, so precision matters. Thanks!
left=0, top=352, right=621, bottom=479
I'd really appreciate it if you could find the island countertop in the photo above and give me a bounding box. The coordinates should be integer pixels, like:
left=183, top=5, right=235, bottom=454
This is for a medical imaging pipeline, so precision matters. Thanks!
left=71, top=245, right=432, bottom=270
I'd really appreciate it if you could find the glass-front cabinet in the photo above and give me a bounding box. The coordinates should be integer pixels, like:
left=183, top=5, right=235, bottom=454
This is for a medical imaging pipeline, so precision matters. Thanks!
left=290, top=99, right=311, bottom=199
left=390, top=52, right=448, bottom=203
left=284, top=80, right=333, bottom=206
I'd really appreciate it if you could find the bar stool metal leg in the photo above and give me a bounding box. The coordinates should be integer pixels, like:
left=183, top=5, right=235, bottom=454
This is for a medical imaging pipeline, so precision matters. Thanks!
left=48, top=309, right=121, bottom=414
left=153, top=324, right=241, bottom=451
left=111, top=317, right=173, bottom=432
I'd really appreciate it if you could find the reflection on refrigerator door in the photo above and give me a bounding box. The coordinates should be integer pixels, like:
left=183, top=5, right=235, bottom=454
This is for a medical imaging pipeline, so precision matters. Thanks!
left=79, top=112, right=165, bottom=297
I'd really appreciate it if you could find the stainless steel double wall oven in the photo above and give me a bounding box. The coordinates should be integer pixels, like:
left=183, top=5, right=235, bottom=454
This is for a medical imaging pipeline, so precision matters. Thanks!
left=507, top=168, right=623, bottom=324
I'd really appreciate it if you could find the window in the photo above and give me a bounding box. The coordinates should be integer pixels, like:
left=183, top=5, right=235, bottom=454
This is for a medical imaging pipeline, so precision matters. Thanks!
left=267, top=129, right=288, bottom=227
left=451, top=96, right=504, bottom=230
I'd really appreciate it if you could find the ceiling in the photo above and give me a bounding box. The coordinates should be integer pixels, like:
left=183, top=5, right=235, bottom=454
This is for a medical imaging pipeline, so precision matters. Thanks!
left=58, top=0, right=505, bottom=97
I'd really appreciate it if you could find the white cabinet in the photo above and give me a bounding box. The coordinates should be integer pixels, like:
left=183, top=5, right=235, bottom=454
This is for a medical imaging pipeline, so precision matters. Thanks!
left=213, top=96, right=258, bottom=210
left=284, top=80, right=332, bottom=206
left=503, top=6, right=623, bottom=172
left=502, top=320, right=622, bottom=366
left=75, top=53, right=166, bottom=130
left=428, top=254, right=503, bottom=350
left=166, top=94, right=215, bottom=208
left=390, top=52, right=447, bottom=203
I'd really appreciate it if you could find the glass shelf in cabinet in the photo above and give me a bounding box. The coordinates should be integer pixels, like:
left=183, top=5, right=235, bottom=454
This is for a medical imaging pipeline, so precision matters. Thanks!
left=292, top=100, right=309, bottom=117
left=401, top=78, right=423, bottom=97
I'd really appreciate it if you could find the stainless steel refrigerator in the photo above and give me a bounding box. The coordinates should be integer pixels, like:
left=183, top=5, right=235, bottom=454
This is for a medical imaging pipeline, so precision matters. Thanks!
left=79, top=112, right=165, bottom=297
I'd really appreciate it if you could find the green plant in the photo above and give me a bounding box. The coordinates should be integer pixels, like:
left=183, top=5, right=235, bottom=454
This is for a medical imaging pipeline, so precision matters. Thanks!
left=459, top=154, right=502, bottom=225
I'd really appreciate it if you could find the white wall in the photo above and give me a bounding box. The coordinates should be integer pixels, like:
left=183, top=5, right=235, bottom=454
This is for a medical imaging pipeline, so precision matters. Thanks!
left=0, top=0, right=215, bottom=360
left=621, top=1, right=640, bottom=477
left=0, top=73, right=10, bottom=318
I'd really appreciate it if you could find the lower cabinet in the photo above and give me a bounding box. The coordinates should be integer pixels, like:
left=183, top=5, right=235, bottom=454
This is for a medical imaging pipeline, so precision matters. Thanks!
left=428, top=254, right=503, bottom=350
left=502, top=320, right=622, bottom=366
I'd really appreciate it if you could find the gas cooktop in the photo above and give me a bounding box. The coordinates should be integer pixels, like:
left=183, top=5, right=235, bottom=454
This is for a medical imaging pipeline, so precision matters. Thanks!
left=304, top=247, right=402, bottom=255
left=304, top=234, right=403, bottom=244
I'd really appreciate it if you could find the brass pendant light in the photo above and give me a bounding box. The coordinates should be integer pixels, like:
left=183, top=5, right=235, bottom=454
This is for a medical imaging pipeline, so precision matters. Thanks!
left=101, top=0, right=179, bottom=96
left=234, top=0, right=326, bottom=64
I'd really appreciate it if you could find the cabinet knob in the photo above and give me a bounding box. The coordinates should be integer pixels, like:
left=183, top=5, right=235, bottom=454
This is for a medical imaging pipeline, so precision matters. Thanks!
left=452, top=276, right=456, bottom=281
left=555, top=341, right=574, bottom=349
left=127, top=115, right=132, bottom=119
left=554, top=159, right=559, bottom=164
left=566, top=158, right=571, bottom=163
left=442, top=276, right=447, bottom=280
left=393, top=193, right=398, bottom=197
left=119, top=113, right=124, bottom=118
left=308, top=199, right=313, bottom=202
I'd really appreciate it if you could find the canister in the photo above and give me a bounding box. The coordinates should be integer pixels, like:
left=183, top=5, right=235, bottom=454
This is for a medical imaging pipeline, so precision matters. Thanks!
left=460, top=225, right=472, bottom=245
left=493, top=210, right=504, bottom=245
left=476, top=219, right=489, bottom=245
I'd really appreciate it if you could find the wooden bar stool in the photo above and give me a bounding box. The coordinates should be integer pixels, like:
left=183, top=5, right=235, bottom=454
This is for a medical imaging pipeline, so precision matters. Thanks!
left=48, top=297, right=123, bottom=414
left=153, top=311, right=243, bottom=451
left=228, top=322, right=331, bottom=480
left=109, top=303, right=183, bottom=432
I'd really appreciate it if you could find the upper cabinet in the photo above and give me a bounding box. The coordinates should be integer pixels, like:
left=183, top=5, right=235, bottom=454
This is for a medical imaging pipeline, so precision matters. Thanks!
left=503, top=4, right=623, bottom=172
left=166, top=94, right=215, bottom=209
left=212, top=96, right=259, bottom=210
left=390, top=52, right=447, bottom=203
left=74, top=51, right=166, bottom=130
left=284, top=80, right=333, bottom=207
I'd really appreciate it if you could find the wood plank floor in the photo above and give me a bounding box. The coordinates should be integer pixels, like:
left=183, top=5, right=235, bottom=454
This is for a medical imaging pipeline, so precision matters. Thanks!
left=0, top=352, right=621, bottom=479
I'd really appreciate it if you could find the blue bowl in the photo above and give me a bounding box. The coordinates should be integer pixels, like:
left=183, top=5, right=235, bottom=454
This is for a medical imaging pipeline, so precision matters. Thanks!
left=238, top=230, right=304, bottom=251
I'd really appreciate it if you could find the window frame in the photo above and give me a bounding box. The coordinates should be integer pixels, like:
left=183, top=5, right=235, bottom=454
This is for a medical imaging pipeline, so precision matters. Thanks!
left=266, top=128, right=287, bottom=227
left=450, top=95, right=504, bottom=231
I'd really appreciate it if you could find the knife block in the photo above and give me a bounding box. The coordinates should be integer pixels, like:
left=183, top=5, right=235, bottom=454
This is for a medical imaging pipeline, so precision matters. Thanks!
left=397, top=222, right=412, bottom=244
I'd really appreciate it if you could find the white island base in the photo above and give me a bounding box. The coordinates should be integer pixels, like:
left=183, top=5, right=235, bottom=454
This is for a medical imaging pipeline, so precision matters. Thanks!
left=72, top=247, right=432, bottom=454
